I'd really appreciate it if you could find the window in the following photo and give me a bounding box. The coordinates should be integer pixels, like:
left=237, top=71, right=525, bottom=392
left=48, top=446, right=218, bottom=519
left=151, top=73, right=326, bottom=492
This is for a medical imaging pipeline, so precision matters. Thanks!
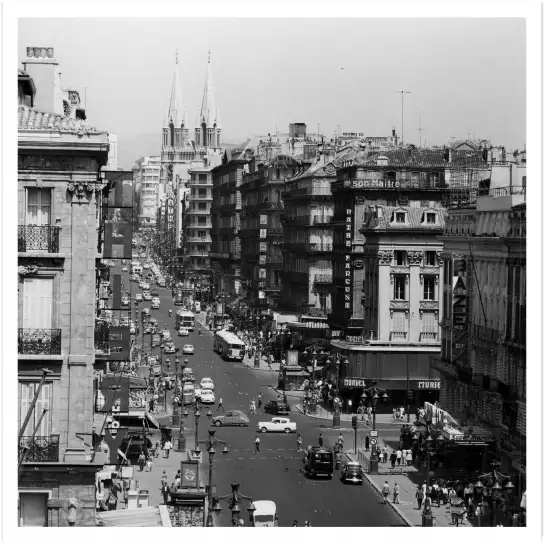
left=392, top=311, right=407, bottom=332
left=19, top=492, right=49, bottom=527
left=198, top=231, right=206, bottom=238
left=394, top=251, right=406, bottom=266
left=197, top=217, right=206, bottom=225
left=198, top=202, right=207, bottom=211
left=423, top=277, right=435, bottom=300
left=199, top=174, right=207, bottom=183
left=319, top=293, right=328, bottom=309
left=198, top=189, right=207, bottom=198
left=27, top=189, right=51, bottom=225
left=22, top=278, right=53, bottom=329
left=395, top=212, right=406, bottom=223
left=393, top=276, right=405, bottom=300
left=410, top=172, right=420, bottom=185
left=430, top=172, right=440, bottom=186
left=421, top=311, right=437, bottom=335
left=425, top=251, right=436, bottom=266
left=426, top=212, right=436, bottom=224
left=19, top=382, right=52, bottom=436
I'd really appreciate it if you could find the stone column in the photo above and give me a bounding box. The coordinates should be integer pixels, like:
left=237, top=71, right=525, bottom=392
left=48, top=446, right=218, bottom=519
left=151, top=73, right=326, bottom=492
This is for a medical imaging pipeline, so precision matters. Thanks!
left=64, top=179, right=99, bottom=461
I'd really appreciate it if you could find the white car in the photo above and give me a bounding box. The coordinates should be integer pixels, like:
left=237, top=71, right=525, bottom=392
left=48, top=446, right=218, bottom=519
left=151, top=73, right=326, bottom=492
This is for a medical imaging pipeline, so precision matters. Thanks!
left=151, top=300, right=160, bottom=310
left=141, top=282, right=150, bottom=290
left=163, top=331, right=172, bottom=342
left=143, top=264, right=150, bottom=269
left=121, top=296, right=130, bottom=306
left=200, top=378, right=214, bottom=391
left=129, top=325, right=136, bottom=335
left=143, top=292, right=152, bottom=301
left=121, top=266, right=128, bottom=272
left=135, top=293, right=143, bottom=302
left=258, top=417, right=297, bottom=433
left=182, top=344, right=194, bottom=355
left=199, top=389, right=215, bottom=404
left=164, top=342, right=176, bottom=354
left=178, top=328, right=189, bottom=337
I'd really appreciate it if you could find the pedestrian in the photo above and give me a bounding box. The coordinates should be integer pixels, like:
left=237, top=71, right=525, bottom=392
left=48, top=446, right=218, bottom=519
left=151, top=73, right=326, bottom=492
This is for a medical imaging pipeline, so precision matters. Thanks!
left=393, top=482, right=400, bottom=504
left=416, top=485, right=424, bottom=509
left=249, top=400, right=256, bottom=415
left=405, top=448, right=413, bottom=466
left=160, top=470, right=168, bottom=486
left=217, top=397, right=224, bottom=412
left=401, top=448, right=407, bottom=465
left=389, top=450, right=397, bottom=469
left=146, top=452, right=154, bottom=472
left=174, top=470, right=181, bottom=488
left=257, top=393, right=262, bottom=408
left=463, top=483, right=471, bottom=504
left=304, top=521, right=312, bottom=527
left=396, top=448, right=402, bottom=466
left=393, top=407, right=398, bottom=421
left=138, top=451, right=146, bottom=472
left=338, top=433, right=345, bottom=451
left=396, top=408, right=401, bottom=421
left=429, top=483, right=437, bottom=506
left=382, top=481, right=391, bottom=503
left=254, top=435, right=260, bottom=453
left=442, top=484, right=449, bottom=505
left=296, top=433, right=303, bottom=452
left=347, top=399, right=353, bottom=413
left=160, top=482, right=170, bottom=505
left=292, top=520, right=298, bottom=527
left=365, top=434, right=370, bottom=452
left=164, top=439, right=172, bottom=459
left=318, top=433, right=324, bottom=447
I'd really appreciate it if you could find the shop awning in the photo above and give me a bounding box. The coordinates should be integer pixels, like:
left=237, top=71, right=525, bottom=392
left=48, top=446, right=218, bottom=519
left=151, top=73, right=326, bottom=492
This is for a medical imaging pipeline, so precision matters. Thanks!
left=97, top=505, right=172, bottom=527
left=285, top=369, right=310, bottom=377
left=93, top=412, right=160, bottom=432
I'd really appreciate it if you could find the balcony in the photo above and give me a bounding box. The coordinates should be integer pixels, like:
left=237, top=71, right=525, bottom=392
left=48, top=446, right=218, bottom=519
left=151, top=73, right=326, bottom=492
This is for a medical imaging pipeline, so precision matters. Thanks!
left=309, top=243, right=333, bottom=253
left=266, top=227, right=284, bottom=236
left=18, top=328, right=61, bottom=355
left=19, top=435, right=60, bottom=463
left=314, top=274, right=333, bottom=284
left=263, top=201, right=284, bottom=210
left=18, top=225, right=60, bottom=253
left=420, top=332, right=438, bottom=341
left=390, top=332, right=408, bottom=341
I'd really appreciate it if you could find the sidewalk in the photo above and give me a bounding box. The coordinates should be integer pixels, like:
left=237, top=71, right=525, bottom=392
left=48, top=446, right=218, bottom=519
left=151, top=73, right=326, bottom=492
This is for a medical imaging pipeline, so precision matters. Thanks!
left=295, top=403, right=409, bottom=425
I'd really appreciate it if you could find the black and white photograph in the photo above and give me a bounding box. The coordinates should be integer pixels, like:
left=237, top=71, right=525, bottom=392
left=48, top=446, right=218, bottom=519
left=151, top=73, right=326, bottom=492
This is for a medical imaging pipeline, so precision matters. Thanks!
left=2, top=1, right=541, bottom=537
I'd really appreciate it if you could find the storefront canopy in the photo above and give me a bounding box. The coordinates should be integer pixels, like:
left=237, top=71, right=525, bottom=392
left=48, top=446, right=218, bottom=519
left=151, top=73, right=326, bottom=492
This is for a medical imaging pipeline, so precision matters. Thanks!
left=97, top=505, right=171, bottom=527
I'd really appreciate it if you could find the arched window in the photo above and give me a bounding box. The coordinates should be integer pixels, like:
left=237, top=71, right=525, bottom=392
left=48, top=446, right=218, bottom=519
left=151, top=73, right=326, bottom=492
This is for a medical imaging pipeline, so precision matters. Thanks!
left=169, top=123, right=174, bottom=147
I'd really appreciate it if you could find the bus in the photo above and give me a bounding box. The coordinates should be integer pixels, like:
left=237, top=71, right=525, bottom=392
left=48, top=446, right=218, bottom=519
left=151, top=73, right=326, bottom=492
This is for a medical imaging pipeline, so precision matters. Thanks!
left=176, top=310, right=195, bottom=331
left=213, top=330, right=246, bottom=361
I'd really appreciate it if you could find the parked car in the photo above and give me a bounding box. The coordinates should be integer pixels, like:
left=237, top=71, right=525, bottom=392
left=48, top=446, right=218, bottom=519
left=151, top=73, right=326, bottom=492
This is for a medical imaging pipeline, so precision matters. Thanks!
left=178, top=327, right=189, bottom=337
left=129, top=325, right=136, bottom=335
left=264, top=400, right=291, bottom=415
left=135, top=293, right=143, bottom=302
left=144, top=323, right=156, bottom=334
left=200, top=378, right=214, bottom=391
left=199, top=389, right=215, bottom=404
left=258, top=417, right=297, bottom=433
left=340, top=461, right=364, bottom=485
left=142, top=307, right=150, bottom=316
left=182, top=368, right=195, bottom=382
left=212, top=410, right=250, bottom=427
left=121, top=296, right=130, bottom=306
left=164, top=342, right=176, bottom=354
left=182, top=344, right=194, bottom=355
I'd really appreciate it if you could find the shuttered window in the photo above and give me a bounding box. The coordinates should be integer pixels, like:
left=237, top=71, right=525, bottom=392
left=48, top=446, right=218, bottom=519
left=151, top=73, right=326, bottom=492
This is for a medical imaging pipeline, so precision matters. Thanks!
left=421, top=311, right=437, bottom=334
left=22, top=278, right=53, bottom=329
left=392, top=311, right=407, bottom=332
left=26, top=189, right=51, bottom=225
left=19, top=382, right=52, bottom=436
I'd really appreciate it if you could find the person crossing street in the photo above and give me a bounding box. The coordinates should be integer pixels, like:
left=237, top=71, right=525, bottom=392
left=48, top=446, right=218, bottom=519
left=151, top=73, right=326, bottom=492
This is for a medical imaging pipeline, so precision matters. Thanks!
left=296, top=433, right=303, bottom=452
left=254, top=435, right=261, bottom=454
left=217, top=397, right=224, bottom=412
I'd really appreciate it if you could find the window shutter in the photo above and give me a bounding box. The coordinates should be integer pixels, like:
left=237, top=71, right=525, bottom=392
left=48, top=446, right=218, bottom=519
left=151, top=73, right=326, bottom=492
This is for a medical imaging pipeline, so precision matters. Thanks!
left=24, top=279, right=53, bottom=329
left=27, top=189, right=39, bottom=224
left=35, top=383, right=51, bottom=436
left=19, top=383, right=33, bottom=436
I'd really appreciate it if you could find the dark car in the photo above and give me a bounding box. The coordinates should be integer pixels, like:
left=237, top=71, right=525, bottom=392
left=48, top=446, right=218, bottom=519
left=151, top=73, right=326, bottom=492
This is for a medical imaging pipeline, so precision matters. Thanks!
left=303, top=446, right=334, bottom=479
left=151, top=289, right=159, bottom=297
left=264, top=400, right=291, bottom=415
left=340, top=461, right=364, bottom=485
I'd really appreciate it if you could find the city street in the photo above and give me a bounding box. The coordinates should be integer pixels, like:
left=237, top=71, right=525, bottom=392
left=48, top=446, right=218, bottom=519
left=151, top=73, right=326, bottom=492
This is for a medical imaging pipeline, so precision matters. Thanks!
left=119, top=263, right=405, bottom=527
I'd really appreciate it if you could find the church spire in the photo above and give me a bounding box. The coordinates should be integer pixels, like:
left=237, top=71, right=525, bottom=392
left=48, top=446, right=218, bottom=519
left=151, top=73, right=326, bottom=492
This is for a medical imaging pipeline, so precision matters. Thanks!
left=198, top=50, right=220, bottom=129
left=166, top=49, right=184, bottom=127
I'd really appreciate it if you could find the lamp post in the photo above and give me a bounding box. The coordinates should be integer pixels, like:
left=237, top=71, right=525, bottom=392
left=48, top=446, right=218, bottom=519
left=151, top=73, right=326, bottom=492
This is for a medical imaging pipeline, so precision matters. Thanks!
left=361, top=380, right=389, bottom=474
left=194, top=428, right=230, bottom=527
left=176, top=357, right=187, bottom=451
left=211, top=483, right=257, bottom=527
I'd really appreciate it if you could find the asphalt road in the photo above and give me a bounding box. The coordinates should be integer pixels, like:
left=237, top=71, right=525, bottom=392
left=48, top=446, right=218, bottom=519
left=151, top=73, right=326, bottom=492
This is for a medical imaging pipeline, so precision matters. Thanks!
left=116, top=260, right=404, bottom=527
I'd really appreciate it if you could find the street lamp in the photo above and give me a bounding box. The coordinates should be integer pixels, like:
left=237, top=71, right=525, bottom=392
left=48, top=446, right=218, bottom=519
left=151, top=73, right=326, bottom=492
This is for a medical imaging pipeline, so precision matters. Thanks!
left=361, top=381, right=388, bottom=474
left=211, top=483, right=256, bottom=527
left=176, top=357, right=187, bottom=451
left=195, top=428, right=230, bottom=527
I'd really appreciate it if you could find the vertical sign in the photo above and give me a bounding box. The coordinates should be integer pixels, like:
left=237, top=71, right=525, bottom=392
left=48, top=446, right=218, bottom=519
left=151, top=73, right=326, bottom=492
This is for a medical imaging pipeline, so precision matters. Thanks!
left=287, top=349, right=299, bottom=367
left=345, top=208, right=353, bottom=311
left=451, top=258, right=468, bottom=361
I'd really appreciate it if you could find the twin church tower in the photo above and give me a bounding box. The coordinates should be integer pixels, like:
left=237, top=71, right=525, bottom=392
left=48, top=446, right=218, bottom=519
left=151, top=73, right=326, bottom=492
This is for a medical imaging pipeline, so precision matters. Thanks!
left=161, top=50, right=222, bottom=155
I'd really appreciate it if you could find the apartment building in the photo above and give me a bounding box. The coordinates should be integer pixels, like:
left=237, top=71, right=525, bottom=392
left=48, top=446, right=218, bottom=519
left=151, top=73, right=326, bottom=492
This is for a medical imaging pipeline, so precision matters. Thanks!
left=137, top=156, right=161, bottom=227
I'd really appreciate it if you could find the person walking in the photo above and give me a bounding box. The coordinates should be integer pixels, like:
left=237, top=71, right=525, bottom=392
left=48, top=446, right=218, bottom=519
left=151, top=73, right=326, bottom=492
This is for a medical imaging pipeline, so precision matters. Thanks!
left=249, top=400, right=256, bottom=415
left=254, top=435, right=261, bottom=454
left=389, top=450, right=397, bottom=469
left=292, top=520, right=298, bottom=527
left=381, top=481, right=391, bottom=504
left=146, top=452, right=154, bottom=472
left=393, top=482, right=400, bottom=504
left=257, top=393, right=262, bottom=409
left=164, top=439, right=172, bottom=459
left=401, top=448, right=407, bottom=465
left=392, top=407, right=398, bottom=421
left=138, top=451, right=146, bottom=472
left=217, top=397, right=224, bottom=412
left=160, top=482, right=170, bottom=505
left=296, top=433, right=303, bottom=452
left=160, top=470, right=168, bottom=487
left=396, top=448, right=402, bottom=466
left=318, top=433, right=324, bottom=447
left=405, top=448, right=413, bottom=466
left=415, top=485, right=424, bottom=509
left=338, top=433, right=345, bottom=451
left=365, top=434, right=370, bottom=452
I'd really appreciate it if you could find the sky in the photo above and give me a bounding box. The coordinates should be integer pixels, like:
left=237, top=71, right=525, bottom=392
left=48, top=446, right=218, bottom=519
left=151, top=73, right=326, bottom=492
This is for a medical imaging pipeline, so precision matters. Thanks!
left=18, top=17, right=526, bottom=167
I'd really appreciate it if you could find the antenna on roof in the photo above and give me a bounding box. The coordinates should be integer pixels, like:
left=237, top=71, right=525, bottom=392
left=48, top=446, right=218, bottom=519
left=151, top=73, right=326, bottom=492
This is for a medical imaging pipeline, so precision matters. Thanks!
left=417, top=108, right=424, bottom=148
left=396, top=89, right=412, bottom=145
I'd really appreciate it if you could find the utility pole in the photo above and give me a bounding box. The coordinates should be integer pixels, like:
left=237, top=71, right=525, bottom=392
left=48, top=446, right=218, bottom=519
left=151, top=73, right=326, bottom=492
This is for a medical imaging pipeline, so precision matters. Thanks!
left=396, top=90, right=412, bottom=145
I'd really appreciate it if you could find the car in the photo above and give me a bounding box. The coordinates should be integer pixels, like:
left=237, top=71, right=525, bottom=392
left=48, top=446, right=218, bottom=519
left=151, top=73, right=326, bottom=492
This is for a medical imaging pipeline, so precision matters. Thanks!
left=129, top=325, right=136, bottom=335
left=340, top=461, right=364, bottom=485
left=264, top=400, right=291, bottom=415
left=212, top=410, right=250, bottom=427
left=151, top=297, right=160, bottom=306
left=200, top=378, right=214, bottom=391
left=303, top=446, right=334, bottom=479
left=121, top=296, right=130, bottom=306
left=141, top=282, right=150, bottom=290
left=194, top=387, right=202, bottom=400
left=144, top=323, right=155, bottom=334
left=135, top=293, right=143, bottom=302
left=164, top=342, right=176, bottom=354
left=160, top=329, right=170, bottom=337
left=142, top=307, right=150, bottom=316
left=182, top=344, right=194, bottom=355
left=199, top=389, right=215, bottom=404
left=143, top=264, right=150, bottom=269
left=143, top=292, right=152, bottom=301
left=163, top=331, right=172, bottom=342
left=151, top=300, right=160, bottom=310
left=151, top=289, right=159, bottom=297
left=178, top=327, right=189, bottom=337
left=152, top=334, right=161, bottom=347
left=174, top=296, right=184, bottom=306
left=257, top=417, right=297, bottom=433
left=121, top=266, right=128, bottom=272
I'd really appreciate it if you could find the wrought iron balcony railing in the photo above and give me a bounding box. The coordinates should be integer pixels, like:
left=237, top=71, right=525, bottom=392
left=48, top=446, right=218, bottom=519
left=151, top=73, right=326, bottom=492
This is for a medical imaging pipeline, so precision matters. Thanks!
left=313, top=216, right=332, bottom=225
left=420, top=332, right=438, bottom=341
left=18, top=225, right=60, bottom=253
left=19, top=435, right=60, bottom=463
left=390, top=331, right=408, bottom=341
left=18, top=328, right=61, bottom=355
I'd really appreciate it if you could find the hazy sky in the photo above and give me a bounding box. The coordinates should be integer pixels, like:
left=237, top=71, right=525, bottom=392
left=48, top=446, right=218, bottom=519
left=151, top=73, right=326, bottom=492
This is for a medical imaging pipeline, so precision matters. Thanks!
left=18, top=18, right=526, bottom=160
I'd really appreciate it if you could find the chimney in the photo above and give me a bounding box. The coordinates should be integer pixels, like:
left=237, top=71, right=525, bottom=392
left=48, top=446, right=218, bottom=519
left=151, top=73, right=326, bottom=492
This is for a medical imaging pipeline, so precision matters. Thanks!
left=22, top=47, right=63, bottom=115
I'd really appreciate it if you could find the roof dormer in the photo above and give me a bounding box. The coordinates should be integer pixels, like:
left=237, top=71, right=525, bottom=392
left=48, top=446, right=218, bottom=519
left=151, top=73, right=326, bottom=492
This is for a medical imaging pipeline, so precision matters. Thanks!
left=391, top=207, right=408, bottom=224
left=420, top=208, right=438, bottom=225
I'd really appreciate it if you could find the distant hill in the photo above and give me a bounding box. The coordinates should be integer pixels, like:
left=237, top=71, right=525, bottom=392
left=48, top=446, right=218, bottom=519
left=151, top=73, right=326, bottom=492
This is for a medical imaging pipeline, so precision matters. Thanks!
left=116, top=132, right=245, bottom=170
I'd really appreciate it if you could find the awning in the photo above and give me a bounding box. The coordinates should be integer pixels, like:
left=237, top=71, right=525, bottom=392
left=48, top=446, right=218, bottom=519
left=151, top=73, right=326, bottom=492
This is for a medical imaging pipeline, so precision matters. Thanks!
left=285, top=370, right=310, bottom=377
left=97, top=505, right=172, bottom=527
left=93, top=412, right=160, bottom=432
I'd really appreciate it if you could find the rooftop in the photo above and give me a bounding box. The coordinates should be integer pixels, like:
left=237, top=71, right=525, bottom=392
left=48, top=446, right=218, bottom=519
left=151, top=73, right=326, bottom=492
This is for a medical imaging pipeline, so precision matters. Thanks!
left=362, top=205, right=447, bottom=231
left=18, top=104, right=100, bottom=134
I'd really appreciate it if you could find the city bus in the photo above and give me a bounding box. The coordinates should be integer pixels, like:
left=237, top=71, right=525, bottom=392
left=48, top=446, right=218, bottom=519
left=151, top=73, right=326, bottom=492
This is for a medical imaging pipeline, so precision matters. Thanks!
left=213, top=330, right=246, bottom=361
left=175, top=310, right=195, bottom=331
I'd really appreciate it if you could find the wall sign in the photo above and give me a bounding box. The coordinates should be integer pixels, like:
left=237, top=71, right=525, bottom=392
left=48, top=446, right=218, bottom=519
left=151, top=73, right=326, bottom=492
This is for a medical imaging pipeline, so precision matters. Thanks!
left=345, top=208, right=353, bottom=311
left=343, top=377, right=366, bottom=388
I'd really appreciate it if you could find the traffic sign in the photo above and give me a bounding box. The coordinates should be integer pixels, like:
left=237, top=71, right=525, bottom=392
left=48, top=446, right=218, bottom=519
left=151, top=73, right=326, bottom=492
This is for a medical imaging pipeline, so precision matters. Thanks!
left=370, top=430, right=378, bottom=437
left=370, top=438, right=377, bottom=446
left=334, top=397, right=340, bottom=404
